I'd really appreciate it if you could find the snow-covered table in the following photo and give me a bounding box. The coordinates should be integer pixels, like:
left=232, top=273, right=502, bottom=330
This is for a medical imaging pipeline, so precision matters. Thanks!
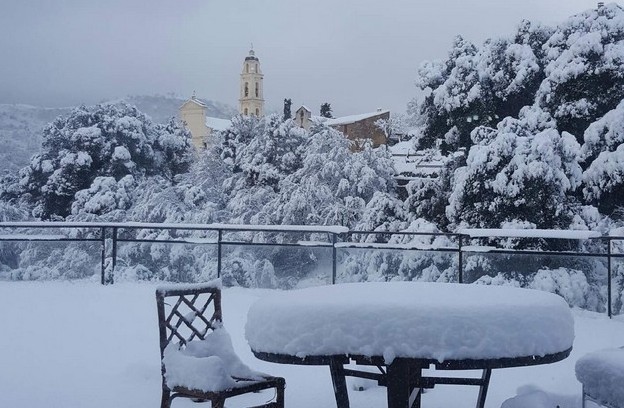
left=245, top=282, right=574, bottom=408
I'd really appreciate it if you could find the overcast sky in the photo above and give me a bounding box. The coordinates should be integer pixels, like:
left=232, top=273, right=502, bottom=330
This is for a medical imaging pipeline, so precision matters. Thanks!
left=0, top=0, right=600, bottom=117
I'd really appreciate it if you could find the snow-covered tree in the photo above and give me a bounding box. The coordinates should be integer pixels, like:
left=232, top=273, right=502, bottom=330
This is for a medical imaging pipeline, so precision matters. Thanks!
left=220, top=114, right=259, bottom=173
left=237, top=114, right=306, bottom=190
left=13, top=103, right=193, bottom=219
left=355, top=191, right=406, bottom=234
left=70, top=175, right=135, bottom=219
left=266, top=124, right=396, bottom=228
left=537, top=3, right=624, bottom=139
left=375, top=113, right=409, bottom=143
left=413, top=35, right=483, bottom=151
left=477, top=22, right=547, bottom=119
left=447, top=106, right=582, bottom=231
left=222, top=114, right=306, bottom=224
left=581, top=100, right=624, bottom=214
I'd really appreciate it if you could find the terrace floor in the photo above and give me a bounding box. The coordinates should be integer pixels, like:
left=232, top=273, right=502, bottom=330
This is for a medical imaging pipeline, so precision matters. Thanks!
left=1, top=281, right=622, bottom=408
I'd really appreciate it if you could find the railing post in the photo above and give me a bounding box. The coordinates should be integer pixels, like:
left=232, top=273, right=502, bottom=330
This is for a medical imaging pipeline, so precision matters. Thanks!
left=607, top=238, right=612, bottom=319
left=100, top=227, right=106, bottom=285
left=331, top=232, right=337, bottom=285
left=458, top=234, right=463, bottom=284
left=109, top=227, right=118, bottom=285
left=217, top=229, right=223, bottom=278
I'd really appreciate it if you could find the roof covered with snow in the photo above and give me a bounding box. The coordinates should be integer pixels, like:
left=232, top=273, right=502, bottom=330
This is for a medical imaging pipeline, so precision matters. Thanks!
left=180, top=97, right=207, bottom=109
left=206, top=117, right=232, bottom=131
left=296, top=105, right=312, bottom=113
left=326, top=110, right=390, bottom=126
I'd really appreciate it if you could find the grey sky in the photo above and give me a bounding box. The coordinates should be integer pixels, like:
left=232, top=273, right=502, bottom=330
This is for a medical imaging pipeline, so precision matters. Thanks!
left=0, top=0, right=599, bottom=117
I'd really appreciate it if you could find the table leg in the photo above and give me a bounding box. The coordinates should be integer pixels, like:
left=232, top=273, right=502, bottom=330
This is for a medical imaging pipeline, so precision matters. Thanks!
left=329, top=358, right=350, bottom=408
left=387, top=358, right=416, bottom=408
left=475, top=369, right=492, bottom=408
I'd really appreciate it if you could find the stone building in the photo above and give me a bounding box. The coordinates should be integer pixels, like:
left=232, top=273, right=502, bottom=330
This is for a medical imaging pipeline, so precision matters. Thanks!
left=326, top=109, right=390, bottom=148
left=295, top=106, right=390, bottom=149
left=295, top=105, right=313, bottom=130
left=239, top=48, right=264, bottom=117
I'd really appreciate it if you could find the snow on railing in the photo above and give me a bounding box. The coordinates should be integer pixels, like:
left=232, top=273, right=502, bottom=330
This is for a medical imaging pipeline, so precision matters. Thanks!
left=458, top=228, right=602, bottom=240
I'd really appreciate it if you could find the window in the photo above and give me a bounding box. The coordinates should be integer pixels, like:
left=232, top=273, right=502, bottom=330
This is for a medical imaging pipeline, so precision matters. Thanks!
left=244, top=82, right=249, bottom=97
left=244, top=108, right=248, bottom=115
left=255, top=82, right=259, bottom=97
left=246, top=64, right=249, bottom=73
left=256, top=108, right=259, bottom=116
left=255, top=63, right=258, bottom=72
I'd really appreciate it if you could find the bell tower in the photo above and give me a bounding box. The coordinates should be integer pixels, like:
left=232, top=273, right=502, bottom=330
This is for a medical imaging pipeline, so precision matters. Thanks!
left=239, top=46, right=264, bottom=117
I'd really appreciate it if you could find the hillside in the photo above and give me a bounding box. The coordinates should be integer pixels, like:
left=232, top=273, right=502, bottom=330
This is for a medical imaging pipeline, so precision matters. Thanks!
left=0, top=104, right=71, bottom=174
left=119, top=94, right=237, bottom=124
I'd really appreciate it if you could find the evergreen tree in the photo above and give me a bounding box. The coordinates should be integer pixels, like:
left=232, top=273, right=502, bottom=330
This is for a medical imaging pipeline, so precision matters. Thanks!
left=265, top=124, right=396, bottom=228
left=237, top=114, right=306, bottom=190
left=320, top=103, right=333, bottom=118
left=411, top=35, right=481, bottom=151
left=581, top=100, right=624, bottom=214
left=537, top=3, right=624, bottom=140
left=222, top=114, right=306, bottom=224
left=412, top=26, right=552, bottom=153
left=13, top=103, right=193, bottom=219
left=447, top=106, right=582, bottom=231
left=220, top=114, right=259, bottom=173
left=283, top=98, right=292, bottom=119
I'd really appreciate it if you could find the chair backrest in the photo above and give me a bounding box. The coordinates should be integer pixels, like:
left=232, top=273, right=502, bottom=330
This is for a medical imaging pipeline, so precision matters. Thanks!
left=156, top=283, right=222, bottom=360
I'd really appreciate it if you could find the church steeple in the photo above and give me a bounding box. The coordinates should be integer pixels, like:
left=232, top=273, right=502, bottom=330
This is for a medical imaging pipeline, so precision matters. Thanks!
left=239, top=46, right=264, bottom=117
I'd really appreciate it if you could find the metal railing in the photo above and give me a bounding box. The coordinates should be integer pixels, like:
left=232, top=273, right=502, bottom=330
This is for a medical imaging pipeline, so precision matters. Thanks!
left=0, top=221, right=623, bottom=317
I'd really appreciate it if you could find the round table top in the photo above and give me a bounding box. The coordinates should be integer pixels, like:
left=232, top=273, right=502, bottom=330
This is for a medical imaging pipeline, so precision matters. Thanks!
left=245, top=282, right=574, bottom=365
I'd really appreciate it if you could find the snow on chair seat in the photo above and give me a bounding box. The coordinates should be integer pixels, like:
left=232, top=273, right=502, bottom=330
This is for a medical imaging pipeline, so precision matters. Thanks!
left=576, top=347, right=624, bottom=408
left=162, top=328, right=268, bottom=392
left=156, top=280, right=285, bottom=408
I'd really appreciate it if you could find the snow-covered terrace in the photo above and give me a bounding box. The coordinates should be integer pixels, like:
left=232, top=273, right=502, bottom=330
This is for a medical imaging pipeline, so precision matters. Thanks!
left=1, top=281, right=623, bottom=408
left=388, top=143, right=447, bottom=180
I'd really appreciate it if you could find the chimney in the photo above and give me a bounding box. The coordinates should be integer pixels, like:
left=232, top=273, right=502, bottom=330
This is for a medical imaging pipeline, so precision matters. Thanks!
left=598, top=2, right=604, bottom=8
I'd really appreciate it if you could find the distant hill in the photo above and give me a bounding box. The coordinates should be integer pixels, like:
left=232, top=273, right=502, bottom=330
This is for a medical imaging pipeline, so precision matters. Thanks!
left=0, top=94, right=236, bottom=174
left=0, top=104, right=72, bottom=174
left=119, top=94, right=237, bottom=124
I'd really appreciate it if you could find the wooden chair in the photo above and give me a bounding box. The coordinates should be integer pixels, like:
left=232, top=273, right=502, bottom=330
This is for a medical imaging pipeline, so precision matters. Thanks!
left=156, top=283, right=285, bottom=408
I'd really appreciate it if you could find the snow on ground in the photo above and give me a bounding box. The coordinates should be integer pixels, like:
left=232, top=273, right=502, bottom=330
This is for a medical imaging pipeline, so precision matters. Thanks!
left=1, top=281, right=623, bottom=408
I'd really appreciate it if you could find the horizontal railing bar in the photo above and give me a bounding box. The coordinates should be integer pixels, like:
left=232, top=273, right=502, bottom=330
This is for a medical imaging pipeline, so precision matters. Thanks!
left=346, top=230, right=458, bottom=237
left=116, top=239, right=334, bottom=249
left=337, top=244, right=459, bottom=253
left=0, top=221, right=348, bottom=234
left=0, top=237, right=101, bottom=243
left=461, top=248, right=612, bottom=258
